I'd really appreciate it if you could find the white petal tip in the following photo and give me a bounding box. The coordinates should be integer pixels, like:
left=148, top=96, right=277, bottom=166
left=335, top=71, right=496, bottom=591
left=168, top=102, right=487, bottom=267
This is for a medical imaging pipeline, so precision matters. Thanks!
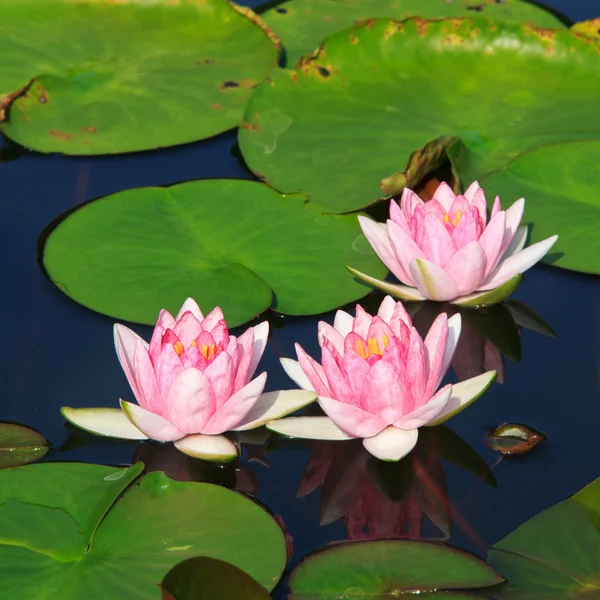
left=174, top=434, right=238, bottom=463
left=363, top=427, right=419, bottom=461
left=427, top=370, right=497, bottom=426
left=61, top=406, right=147, bottom=440
left=267, top=416, right=353, bottom=441
left=233, top=389, right=317, bottom=431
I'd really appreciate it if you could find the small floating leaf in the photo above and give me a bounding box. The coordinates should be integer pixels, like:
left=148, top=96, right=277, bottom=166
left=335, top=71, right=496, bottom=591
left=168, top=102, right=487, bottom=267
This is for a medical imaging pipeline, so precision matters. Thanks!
left=0, top=422, right=49, bottom=468
left=487, top=423, right=546, bottom=456
left=161, top=556, right=271, bottom=600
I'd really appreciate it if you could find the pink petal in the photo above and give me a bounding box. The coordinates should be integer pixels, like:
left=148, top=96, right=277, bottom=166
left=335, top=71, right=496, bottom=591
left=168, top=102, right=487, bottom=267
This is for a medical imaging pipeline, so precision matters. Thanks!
left=381, top=335, right=409, bottom=370
left=318, top=396, right=387, bottom=438
left=405, top=327, right=426, bottom=408
left=387, top=219, right=425, bottom=286
left=175, top=298, right=204, bottom=321
left=352, top=305, right=374, bottom=339
left=401, top=188, right=424, bottom=220
left=479, top=235, right=558, bottom=291
left=423, top=200, right=448, bottom=219
left=491, top=196, right=502, bottom=219
left=443, top=240, right=486, bottom=295
left=173, top=312, right=204, bottom=348
left=451, top=206, right=483, bottom=250
left=209, top=320, right=230, bottom=349
left=409, top=258, right=459, bottom=302
left=148, top=323, right=166, bottom=365
left=322, top=345, right=356, bottom=404
left=376, top=295, right=397, bottom=325
left=114, top=324, right=147, bottom=407
left=120, top=400, right=184, bottom=442
left=358, top=216, right=409, bottom=282
left=318, top=321, right=345, bottom=355
left=164, top=368, right=215, bottom=434
left=389, top=300, right=412, bottom=339
left=389, top=199, right=410, bottom=233
left=233, top=327, right=254, bottom=391
left=249, top=321, right=269, bottom=378
left=362, top=426, right=419, bottom=461
left=431, top=182, right=456, bottom=212
left=463, top=180, right=481, bottom=202
left=201, top=306, right=226, bottom=331
left=156, top=308, right=176, bottom=330
left=133, top=338, right=162, bottom=413
left=342, top=333, right=372, bottom=396
left=201, top=372, right=267, bottom=434
left=296, top=344, right=332, bottom=397
left=416, top=213, right=456, bottom=267
left=333, top=310, right=354, bottom=337
left=423, top=313, right=449, bottom=399
left=478, top=211, right=507, bottom=276
left=467, top=186, right=488, bottom=225
left=204, top=351, right=235, bottom=409
left=394, top=384, right=451, bottom=429
left=447, top=195, right=469, bottom=222
left=359, top=359, right=412, bottom=423
left=503, top=224, right=528, bottom=258
left=365, top=317, right=395, bottom=354
left=153, top=342, right=185, bottom=404
left=500, top=198, right=524, bottom=255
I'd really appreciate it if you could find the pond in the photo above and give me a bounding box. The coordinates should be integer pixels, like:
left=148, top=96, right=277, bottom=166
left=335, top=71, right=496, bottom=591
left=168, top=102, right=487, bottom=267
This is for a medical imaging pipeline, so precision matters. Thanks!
left=1, top=0, right=599, bottom=598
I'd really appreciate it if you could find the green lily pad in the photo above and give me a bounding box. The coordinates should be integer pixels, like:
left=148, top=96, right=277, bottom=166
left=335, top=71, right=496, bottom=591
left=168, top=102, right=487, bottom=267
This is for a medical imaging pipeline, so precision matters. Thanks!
left=239, top=17, right=600, bottom=213
left=487, top=422, right=546, bottom=456
left=0, top=0, right=279, bottom=154
left=0, top=462, right=286, bottom=599
left=0, top=422, right=48, bottom=469
left=262, top=0, right=564, bottom=66
left=481, top=140, right=600, bottom=274
left=42, top=179, right=386, bottom=326
left=570, top=18, right=600, bottom=39
left=488, top=477, right=600, bottom=599
left=162, top=557, right=271, bottom=600
left=289, top=539, right=503, bottom=598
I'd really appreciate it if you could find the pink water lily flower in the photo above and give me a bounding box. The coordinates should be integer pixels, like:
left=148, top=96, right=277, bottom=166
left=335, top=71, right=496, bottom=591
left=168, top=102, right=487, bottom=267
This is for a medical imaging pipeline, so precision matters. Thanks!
left=267, top=296, right=496, bottom=461
left=62, top=298, right=316, bottom=462
left=349, top=182, right=558, bottom=305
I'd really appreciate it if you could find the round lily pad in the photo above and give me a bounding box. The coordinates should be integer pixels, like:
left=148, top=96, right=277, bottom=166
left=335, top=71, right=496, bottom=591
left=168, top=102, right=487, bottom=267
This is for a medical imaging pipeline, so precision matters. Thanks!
left=262, top=0, right=564, bottom=66
left=42, top=179, right=386, bottom=326
left=0, top=0, right=279, bottom=154
left=481, top=140, right=600, bottom=274
left=239, top=17, right=600, bottom=213
left=0, top=462, right=286, bottom=598
left=289, top=539, right=503, bottom=598
left=0, top=422, right=48, bottom=469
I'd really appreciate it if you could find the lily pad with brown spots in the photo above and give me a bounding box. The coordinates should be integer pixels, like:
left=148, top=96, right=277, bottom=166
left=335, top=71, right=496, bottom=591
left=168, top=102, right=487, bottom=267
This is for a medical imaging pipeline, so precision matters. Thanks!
left=0, top=0, right=279, bottom=154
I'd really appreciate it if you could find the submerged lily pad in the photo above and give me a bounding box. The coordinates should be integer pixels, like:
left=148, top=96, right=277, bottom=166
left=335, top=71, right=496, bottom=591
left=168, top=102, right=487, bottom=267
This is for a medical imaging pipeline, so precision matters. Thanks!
left=162, top=557, right=271, bottom=600
left=239, top=17, right=600, bottom=213
left=0, top=0, right=279, bottom=154
left=481, top=140, right=600, bottom=274
left=289, top=539, right=503, bottom=598
left=488, top=477, right=600, bottom=599
left=0, top=462, right=286, bottom=598
left=42, top=179, right=386, bottom=326
left=0, top=422, right=48, bottom=468
left=487, top=423, right=546, bottom=456
left=262, top=0, right=564, bottom=66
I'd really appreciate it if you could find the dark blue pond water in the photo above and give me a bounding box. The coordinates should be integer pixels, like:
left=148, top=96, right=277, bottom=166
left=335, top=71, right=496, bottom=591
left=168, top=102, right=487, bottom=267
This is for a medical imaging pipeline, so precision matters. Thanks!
left=0, top=1, right=598, bottom=596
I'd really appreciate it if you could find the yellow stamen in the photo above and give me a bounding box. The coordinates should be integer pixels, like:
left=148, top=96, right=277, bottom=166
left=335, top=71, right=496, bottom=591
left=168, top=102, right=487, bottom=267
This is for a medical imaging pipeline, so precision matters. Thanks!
left=191, top=340, right=197, bottom=347
left=201, top=344, right=216, bottom=360
left=443, top=214, right=449, bottom=223
left=452, top=209, right=462, bottom=226
left=356, top=336, right=388, bottom=359
left=356, top=339, right=367, bottom=359
left=173, top=341, right=184, bottom=357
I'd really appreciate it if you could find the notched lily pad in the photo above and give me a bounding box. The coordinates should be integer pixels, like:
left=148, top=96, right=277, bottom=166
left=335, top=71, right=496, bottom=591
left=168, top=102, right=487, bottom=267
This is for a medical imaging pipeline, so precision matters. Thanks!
left=0, top=462, right=286, bottom=598
left=42, top=179, right=386, bottom=327
left=262, top=0, right=564, bottom=66
left=240, top=17, right=600, bottom=213
left=0, top=422, right=49, bottom=468
left=289, top=539, right=504, bottom=598
left=487, top=423, right=546, bottom=456
left=0, top=0, right=279, bottom=154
